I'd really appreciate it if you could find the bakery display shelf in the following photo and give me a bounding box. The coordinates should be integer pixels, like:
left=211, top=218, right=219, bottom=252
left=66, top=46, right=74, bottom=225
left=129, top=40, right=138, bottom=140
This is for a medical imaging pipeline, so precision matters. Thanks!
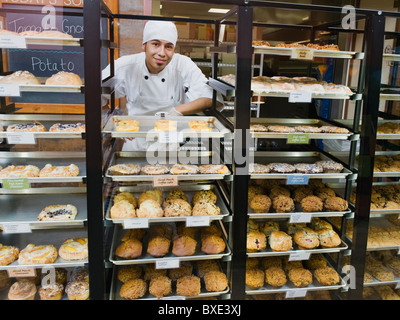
left=0, top=114, right=85, bottom=139
left=249, top=118, right=354, bottom=140
left=109, top=262, right=230, bottom=300
left=105, top=151, right=231, bottom=182
left=363, top=273, right=400, bottom=288
left=105, top=184, right=230, bottom=225
left=0, top=188, right=87, bottom=230
left=109, top=223, right=232, bottom=266
left=249, top=151, right=355, bottom=180
left=102, top=115, right=232, bottom=139
left=383, top=53, right=400, bottom=62
left=13, top=36, right=83, bottom=47
left=0, top=228, right=88, bottom=270
left=0, top=151, right=86, bottom=185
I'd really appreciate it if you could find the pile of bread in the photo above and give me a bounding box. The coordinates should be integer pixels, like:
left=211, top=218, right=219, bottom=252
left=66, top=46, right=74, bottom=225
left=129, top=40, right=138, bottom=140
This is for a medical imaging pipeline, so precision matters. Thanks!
left=115, top=222, right=226, bottom=260
left=248, top=180, right=349, bottom=213
left=377, top=122, right=400, bottom=134
left=350, top=184, right=400, bottom=210
left=0, top=163, right=79, bottom=178
left=247, top=218, right=342, bottom=253
left=110, top=188, right=221, bottom=219
left=0, top=267, right=89, bottom=300
left=252, top=40, right=340, bottom=51
left=0, top=70, right=82, bottom=86
left=246, top=253, right=341, bottom=290
left=220, top=74, right=353, bottom=95
left=117, top=260, right=228, bottom=299
left=371, top=155, right=400, bottom=173
left=250, top=123, right=350, bottom=134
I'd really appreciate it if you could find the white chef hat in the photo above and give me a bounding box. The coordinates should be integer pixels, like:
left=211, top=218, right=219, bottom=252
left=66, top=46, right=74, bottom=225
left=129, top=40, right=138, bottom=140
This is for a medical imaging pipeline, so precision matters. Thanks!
left=142, top=20, right=178, bottom=46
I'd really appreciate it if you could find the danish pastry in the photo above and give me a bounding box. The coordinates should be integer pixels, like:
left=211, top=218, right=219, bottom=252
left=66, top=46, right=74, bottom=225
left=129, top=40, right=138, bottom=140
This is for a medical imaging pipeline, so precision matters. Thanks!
left=154, top=120, right=176, bottom=132
left=0, top=164, right=40, bottom=178
left=37, top=204, right=78, bottom=221
left=39, top=163, right=79, bottom=177
left=116, top=119, right=139, bottom=132
left=7, top=121, right=46, bottom=132
left=108, top=163, right=141, bottom=175
left=141, top=164, right=169, bottom=175
left=170, top=164, right=199, bottom=175
left=18, top=243, right=58, bottom=264
left=45, top=71, right=82, bottom=86
left=199, top=164, right=230, bottom=175
left=38, top=283, right=64, bottom=300
left=0, top=244, right=19, bottom=266
left=49, top=123, right=85, bottom=132
left=58, top=237, right=88, bottom=260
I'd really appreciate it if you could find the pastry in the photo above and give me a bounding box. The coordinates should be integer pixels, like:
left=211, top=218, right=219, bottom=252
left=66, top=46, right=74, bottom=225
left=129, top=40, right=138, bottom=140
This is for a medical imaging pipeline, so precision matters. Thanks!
left=192, top=190, right=217, bottom=205
left=8, top=281, right=37, bottom=300
left=192, top=201, right=220, bottom=216
left=143, top=264, right=167, bottom=281
left=259, top=221, right=280, bottom=238
left=7, top=121, right=46, bottom=132
left=201, top=234, right=226, bottom=254
left=301, top=195, right=324, bottom=212
left=176, top=275, right=201, bottom=297
left=188, top=119, right=212, bottom=132
left=269, top=231, right=293, bottom=251
left=172, top=224, right=197, bottom=256
left=18, top=244, right=58, bottom=264
left=170, top=164, right=199, bottom=175
left=168, top=262, right=193, bottom=280
left=204, top=271, right=228, bottom=292
left=39, top=163, right=79, bottom=177
left=110, top=200, right=136, bottom=219
left=141, top=164, right=169, bottom=175
left=37, top=30, right=73, bottom=38
left=115, top=230, right=144, bottom=259
left=49, top=123, right=85, bottom=132
left=70, top=267, right=89, bottom=283
left=249, top=163, right=271, bottom=174
left=314, top=266, right=340, bottom=286
left=0, top=271, right=11, bottom=291
left=196, top=260, right=220, bottom=278
left=65, top=281, right=89, bottom=300
left=58, top=237, right=88, bottom=260
left=45, top=71, right=82, bottom=86
left=108, top=163, right=141, bottom=175
left=319, top=126, right=350, bottom=134
left=198, top=164, right=230, bottom=175
left=138, top=189, right=163, bottom=205
left=120, top=278, right=147, bottom=299
left=0, top=29, right=18, bottom=36
left=269, top=186, right=291, bottom=199
left=268, top=163, right=296, bottom=173
left=0, top=244, right=19, bottom=266
left=113, top=192, right=138, bottom=207
left=149, top=275, right=172, bottom=299
left=147, top=224, right=172, bottom=257
left=0, top=70, right=41, bottom=85
left=245, top=268, right=264, bottom=289
left=165, top=188, right=188, bottom=202
left=154, top=119, right=176, bottom=132
left=116, top=119, right=139, bottom=132
left=247, top=230, right=267, bottom=252
left=324, top=196, right=348, bottom=211
left=293, top=227, right=320, bottom=249
left=317, top=229, right=341, bottom=248
left=38, top=283, right=64, bottom=300
left=305, top=254, right=327, bottom=270
left=315, top=160, right=344, bottom=173
left=0, top=164, right=40, bottom=178
left=293, top=186, right=313, bottom=203
left=117, top=265, right=143, bottom=283
left=163, top=198, right=192, bottom=217
left=265, top=267, right=287, bottom=287
left=55, top=268, right=68, bottom=285
left=267, top=125, right=295, bottom=133
left=249, top=194, right=271, bottom=213
left=252, top=40, right=270, bottom=47
left=294, top=126, right=322, bottom=133
left=136, top=199, right=164, bottom=218
left=286, top=222, right=307, bottom=235
left=294, top=163, right=323, bottom=174
left=288, top=268, right=313, bottom=287
left=37, top=204, right=78, bottom=221
left=18, top=30, right=40, bottom=36
left=250, top=124, right=268, bottom=132
left=272, top=195, right=295, bottom=213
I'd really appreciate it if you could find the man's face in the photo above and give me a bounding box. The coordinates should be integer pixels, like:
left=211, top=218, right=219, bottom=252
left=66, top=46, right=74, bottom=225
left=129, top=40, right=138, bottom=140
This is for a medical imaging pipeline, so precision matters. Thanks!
left=143, top=39, right=175, bottom=74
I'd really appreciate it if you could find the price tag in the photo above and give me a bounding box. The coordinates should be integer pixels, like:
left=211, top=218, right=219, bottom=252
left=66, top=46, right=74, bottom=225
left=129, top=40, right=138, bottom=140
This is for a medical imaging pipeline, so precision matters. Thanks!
left=153, top=176, right=178, bottom=187
left=186, top=216, right=210, bottom=227
left=161, top=295, right=186, bottom=300
left=0, top=35, right=27, bottom=48
left=158, top=131, right=183, bottom=144
left=2, top=223, right=31, bottom=234
left=288, top=91, right=312, bottom=103
left=287, top=133, right=310, bottom=144
left=6, top=132, right=36, bottom=145
left=289, top=251, right=311, bottom=261
left=289, top=213, right=312, bottom=224
left=7, top=268, right=36, bottom=278
left=0, top=83, right=20, bottom=97
left=291, top=47, right=314, bottom=60
left=2, top=178, right=30, bottom=189
left=286, top=175, right=310, bottom=185
left=285, top=289, right=308, bottom=299
left=123, top=218, right=149, bottom=229
left=156, top=259, right=180, bottom=269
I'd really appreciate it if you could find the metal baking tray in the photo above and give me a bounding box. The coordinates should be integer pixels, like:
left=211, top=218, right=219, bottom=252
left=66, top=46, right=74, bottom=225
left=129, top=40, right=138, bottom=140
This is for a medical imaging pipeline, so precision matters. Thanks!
left=0, top=114, right=85, bottom=139
left=337, top=119, right=400, bottom=140
left=103, top=115, right=231, bottom=139
left=383, top=53, right=400, bottom=62
left=249, top=118, right=354, bottom=140
left=0, top=187, right=87, bottom=229
left=106, top=184, right=230, bottom=225
left=109, top=261, right=230, bottom=300
left=363, top=269, right=400, bottom=288
left=249, top=151, right=355, bottom=180
left=0, top=151, right=86, bottom=184
left=105, top=151, right=231, bottom=182
left=109, top=222, right=231, bottom=265
left=0, top=228, right=88, bottom=270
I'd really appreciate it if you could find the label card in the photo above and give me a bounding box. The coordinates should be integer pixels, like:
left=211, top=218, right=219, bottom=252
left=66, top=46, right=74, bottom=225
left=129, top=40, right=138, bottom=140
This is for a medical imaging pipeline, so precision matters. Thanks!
left=186, top=216, right=210, bottom=227
left=286, top=175, right=310, bottom=185
left=153, top=176, right=178, bottom=187
left=285, top=289, right=308, bottom=299
left=2, top=223, right=31, bottom=234
left=7, top=268, right=36, bottom=278
left=291, top=47, right=314, bottom=60
left=156, top=259, right=180, bottom=269
left=287, top=133, right=310, bottom=144
left=0, top=35, right=27, bottom=48
left=289, top=91, right=312, bottom=103
left=2, top=178, right=30, bottom=189
left=0, top=83, right=21, bottom=97
left=123, top=218, right=149, bottom=229
left=158, top=131, right=183, bottom=144
left=289, top=251, right=311, bottom=261
left=289, top=213, right=312, bottom=224
left=6, top=132, right=36, bottom=145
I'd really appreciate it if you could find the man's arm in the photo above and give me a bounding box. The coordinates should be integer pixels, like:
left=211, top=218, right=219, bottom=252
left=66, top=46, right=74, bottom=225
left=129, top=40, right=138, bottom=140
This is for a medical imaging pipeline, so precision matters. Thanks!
left=175, top=97, right=222, bottom=115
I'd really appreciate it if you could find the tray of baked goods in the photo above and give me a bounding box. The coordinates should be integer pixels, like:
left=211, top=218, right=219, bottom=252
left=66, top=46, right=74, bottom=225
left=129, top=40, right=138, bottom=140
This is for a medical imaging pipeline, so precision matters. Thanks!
left=102, top=115, right=231, bottom=139
left=0, top=152, right=86, bottom=185
left=0, top=187, right=87, bottom=230
left=249, top=118, right=353, bottom=140
left=0, top=114, right=85, bottom=139
left=249, top=151, right=354, bottom=180
left=218, top=74, right=354, bottom=100
left=109, top=221, right=231, bottom=265
left=106, top=184, right=230, bottom=226
left=110, top=260, right=229, bottom=300
left=105, top=151, right=231, bottom=182
left=0, top=228, right=88, bottom=270
left=246, top=218, right=348, bottom=258
left=248, top=179, right=352, bottom=219
left=245, top=254, right=346, bottom=295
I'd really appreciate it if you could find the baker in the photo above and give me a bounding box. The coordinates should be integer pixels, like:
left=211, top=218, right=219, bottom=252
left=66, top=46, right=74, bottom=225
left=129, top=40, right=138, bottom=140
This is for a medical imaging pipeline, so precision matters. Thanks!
left=102, top=20, right=223, bottom=151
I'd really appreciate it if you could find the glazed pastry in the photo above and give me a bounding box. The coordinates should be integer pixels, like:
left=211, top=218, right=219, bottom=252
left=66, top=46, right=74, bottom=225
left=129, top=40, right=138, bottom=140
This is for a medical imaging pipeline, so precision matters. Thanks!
left=8, top=281, right=37, bottom=300
left=0, top=165, right=40, bottom=178
left=49, top=123, right=85, bottom=132
left=141, top=164, right=170, bottom=175
left=7, top=121, right=46, bottom=132
left=108, top=163, right=141, bottom=175
left=37, top=204, right=78, bottom=221
left=65, top=281, right=89, bottom=300
left=170, top=164, right=199, bottom=175
left=18, top=244, right=58, bottom=265
left=198, top=164, right=230, bottom=175
left=39, top=163, right=79, bottom=177
left=0, top=244, right=19, bottom=266
left=58, top=238, right=88, bottom=260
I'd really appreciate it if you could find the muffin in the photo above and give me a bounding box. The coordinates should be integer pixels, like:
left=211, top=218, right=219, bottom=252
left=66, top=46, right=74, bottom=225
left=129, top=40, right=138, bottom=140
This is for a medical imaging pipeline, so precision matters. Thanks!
left=314, top=266, right=340, bottom=286
left=117, top=265, right=143, bottom=283
left=149, top=275, right=172, bottom=299
left=269, top=186, right=291, bottom=199
left=293, top=186, right=314, bottom=203
left=301, top=195, right=324, bottom=212
left=265, top=267, right=287, bottom=287
left=324, top=196, right=349, bottom=211
left=315, top=187, right=336, bottom=202
left=120, top=278, right=147, bottom=299
left=176, top=275, right=201, bottom=297
left=272, top=195, right=295, bottom=213
left=288, top=268, right=313, bottom=287
left=259, top=221, right=280, bottom=238
left=249, top=194, right=272, bottom=213
left=246, top=268, right=264, bottom=289
left=203, top=271, right=228, bottom=292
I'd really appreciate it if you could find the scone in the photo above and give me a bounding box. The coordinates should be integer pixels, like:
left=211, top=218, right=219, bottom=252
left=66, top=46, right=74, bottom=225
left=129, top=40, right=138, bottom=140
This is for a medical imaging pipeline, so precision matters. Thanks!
left=163, top=198, right=192, bottom=217
left=37, top=204, right=78, bottom=221
left=317, top=229, right=341, bottom=248
left=165, top=188, right=189, bottom=202
left=204, top=271, right=228, bottom=292
left=269, top=231, right=293, bottom=251
left=138, top=189, right=163, bottom=205
left=245, top=268, right=264, bottom=289
left=192, top=190, right=217, bottom=205
left=8, top=281, right=37, bottom=300
left=120, top=278, right=147, bottom=299
left=249, top=194, right=272, bottom=213
left=324, top=196, right=349, bottom=211
left=288, top=268, right=313, bottom=287
left=58, top=238, right=88, bottom=260
left=293, top=227, right=320, bottom=249
left=0, top=244, right=19, bottom=266
left=301, top=195, right=324, bottom=212
left=113, top=192, right=138, bottom=207
left=247, top=230, right=267, bottom=252
left=136, top=199, right=164, bottom=218
left=149, top=275, right=172, bottom=299
left=117, top=265, right=143, bottom=283
left=265, top=267, right=287, bottom=287
left=314, top=266, right=340, bottom=286
left=192, top=201, right=220, bottom=216
left=176, top=275, right=201, bottom=297
left=45, top=71, right=83, bottom=86
left=18, top=244, right=58, bottom=264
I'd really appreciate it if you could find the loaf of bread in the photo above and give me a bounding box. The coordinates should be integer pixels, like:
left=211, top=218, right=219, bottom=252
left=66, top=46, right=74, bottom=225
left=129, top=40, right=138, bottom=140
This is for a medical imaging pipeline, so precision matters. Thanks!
left=45, top=71, right=82, bottom=85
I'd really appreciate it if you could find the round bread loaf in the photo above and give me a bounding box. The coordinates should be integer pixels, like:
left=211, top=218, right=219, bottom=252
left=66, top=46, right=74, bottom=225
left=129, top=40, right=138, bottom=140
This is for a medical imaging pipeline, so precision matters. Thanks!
left=45, top=71, right=82, bottom=85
